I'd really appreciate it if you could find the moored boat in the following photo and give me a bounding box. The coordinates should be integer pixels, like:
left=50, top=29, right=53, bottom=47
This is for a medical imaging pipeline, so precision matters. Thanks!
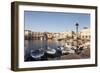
left=30, top=49, right=44, bottom=60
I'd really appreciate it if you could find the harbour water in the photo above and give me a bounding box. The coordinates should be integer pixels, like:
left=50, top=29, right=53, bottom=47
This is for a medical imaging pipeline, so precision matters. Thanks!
left=24, top=39, right=66, bottom=61
left=24, top=39, right=90, bottom=62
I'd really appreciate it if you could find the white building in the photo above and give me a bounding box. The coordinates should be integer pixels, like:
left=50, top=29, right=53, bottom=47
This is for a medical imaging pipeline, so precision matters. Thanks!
left=25, top=30, right=32, bottom=36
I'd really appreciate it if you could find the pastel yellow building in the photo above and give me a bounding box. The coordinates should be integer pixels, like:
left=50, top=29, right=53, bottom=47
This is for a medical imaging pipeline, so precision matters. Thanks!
left=79, top=27, right=90, bottom=41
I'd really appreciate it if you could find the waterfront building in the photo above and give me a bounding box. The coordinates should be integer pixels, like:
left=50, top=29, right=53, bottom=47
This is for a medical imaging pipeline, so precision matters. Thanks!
left=46, top=33, right=53, bottom=39
left=79, top=27, right=90, bottom=41
left=24, top=27, right=90, bottom=42
left=24, top=30, right=32, bottom=40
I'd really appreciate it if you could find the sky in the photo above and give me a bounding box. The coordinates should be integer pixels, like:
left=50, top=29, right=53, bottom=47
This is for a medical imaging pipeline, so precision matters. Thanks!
left=24, top=11, right=90, bottom=33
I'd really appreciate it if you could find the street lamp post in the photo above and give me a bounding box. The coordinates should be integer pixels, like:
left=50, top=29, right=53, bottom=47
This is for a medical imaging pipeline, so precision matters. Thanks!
left=71, top=31, right=74, bottom=46
left=75, top=23, right=79, bottom=52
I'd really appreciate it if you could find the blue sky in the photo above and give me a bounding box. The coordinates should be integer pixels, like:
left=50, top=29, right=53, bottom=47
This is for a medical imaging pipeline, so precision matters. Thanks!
left=24, top=11, right=90, bottom=32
